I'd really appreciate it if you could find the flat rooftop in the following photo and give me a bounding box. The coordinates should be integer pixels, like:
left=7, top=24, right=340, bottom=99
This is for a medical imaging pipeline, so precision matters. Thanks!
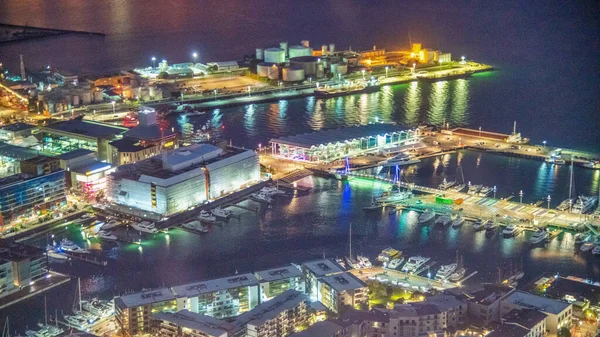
left=171, top=273, right=259, bottom=298
left=154, top=310, right=233, bottom=336
left=270, top=123, right=410, bottom=149
left=486, top=323, right=529, bottom=337
left=503, top=290, right=571, bottom=315
left=319, top=272, right=366, bottom=292
left=0, top=123, right=36, bottom=132
left=0, top=141, right=40, bottom=160
left=124, top=124, right=176, bottom=141
left=43, top=117, right=127, bottom=139
left=116, top=287, right=176, bottom=308
left=302, top=259, right=344, bottom=277
left=502, top=309, right=547, bottom=329
left=109, top=138, right=148, bottom=153
left=0, top=170, right=64, bottom=189
left=545, top=276, right=600, bottom=304
left=232, top=290, right=308, bottom=329
left=56, top=148, right=95, bottom=160
left=71, top=161, right=112, bottom=175
left=255, top=264, right=303, bottom=283
left=288, top=320, right=344, bottom=337
left=471, top=284, right=515, bottom=306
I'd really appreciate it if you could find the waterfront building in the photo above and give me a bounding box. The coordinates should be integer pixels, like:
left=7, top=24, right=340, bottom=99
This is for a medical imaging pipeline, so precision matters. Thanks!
left=465, top=284, right=515, bottom=327
left=288, top=320, right=348, bottom=337
left=0, top=259, right=14, bottom=295
left=543, top=275, right=600, bottom=309
left=115, top=287, right=180, bottom=336
left=385, top=303, right=445, bottom=337
left=337, top=309, right=390, bottom=337
left=255, top=264, right=305, bottom=301
left=40, top=117, right=127, bottom=161
left=230, top=289, right=309, bottom=337
left=317, top=272, right=368, bottom=313
left=0, top=243, right=47, bottom=288
left=108, top=106, right=178, bottom=166
left=108, top=143, right=259, bottom=216
left=0, top=142, right=39, bottom=178
left=0, top=169, right=66, bottom=226
left=19, top=155, right=61, bottom=177
left=57, top=149, right=115, bottom=200
left=153, top=310, right=233, bottom=337
left=490, top=309, right=548, bottom=337
left=0, top=123, right=36, bottom=144
left=501, top=290, right=572, bottom=336
left=426, top=293, right=467, bottom=330
left=269, top=124, right=420, bottom=163
left=301, top=259, right=345, bottom=301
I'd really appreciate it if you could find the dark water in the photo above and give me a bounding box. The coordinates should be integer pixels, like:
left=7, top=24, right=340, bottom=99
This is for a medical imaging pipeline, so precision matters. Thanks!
left=1, top=0, right=600, bottom=332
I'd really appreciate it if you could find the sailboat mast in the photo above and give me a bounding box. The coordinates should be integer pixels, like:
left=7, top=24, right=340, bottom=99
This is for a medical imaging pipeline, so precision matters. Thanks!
left=78, top=278, right=82, bottom=312
left=349, top=222, right=352, bottom=259
left=44, top=295, right=48, bottom=326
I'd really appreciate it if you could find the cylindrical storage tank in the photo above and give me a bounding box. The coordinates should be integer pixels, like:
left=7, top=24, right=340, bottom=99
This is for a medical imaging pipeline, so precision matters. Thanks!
left=328, top=43, right=336, bottom=55
left=267, top=66, right=279, bottom=80
left=290, top=56, right=320, bottom=77
left=37, top=94, right=44, bottom=102
left=255, top=48, right=264, bottom=60
left=282, top=66, right=305, bottom=82
left=321, top=45, right=327, bottom=55
left=93, top=91, right=103, bottom=102
left=264, top=48, right=285, bottom=64
left=301, top=40, right=309, bottom=48
left=317, top=64, right=324, bottom=78
left=330, top=63, right=348, bottom=75
left=64, top=95, right=71, bottom=106
left=81, top=92, right=92, bottom=105
left=257, top=62, right=276, bottom=77
left=288, top=45, right=312, bottom=59
left=279, top=42, right=288, bottom=57
left=73, top=95, right=80, bottom=106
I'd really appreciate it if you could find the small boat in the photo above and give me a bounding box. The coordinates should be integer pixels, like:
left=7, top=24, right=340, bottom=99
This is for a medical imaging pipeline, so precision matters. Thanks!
left=251, top=192, right=272, bottom=204
left=583, top=161, right=600, bottom=169
left=261, top=186, right=286, bottom=196
left=95, top=230, right=117, bottom=241
left=418, top=210, right=436, bottom=223
left=63, top=314, right=90, bottom=330
left=357, top=255, right=372, bottom=268
left=574, top=232, right=592, bottom=244
left=467, top=184, right=483, bottom=195
left=484, top=220, right=497, bottom=231
left=450, top=183, right=466, bottom=193
left=101, top=219, right=121, bottom=230
left=182, top=220, right=208, bottom=233
left=198, top=210, right=217, bottom=224
left=130, top=221, right=158, bottom=234
left=592, top=245, right=600, bottom=255
left=377, top=190, right=413, bottom=203
left=386, top=257, right=405, bottom=270
left=556, top=198, right=574, bottom=211
left=211, top=207, right=233, bottom=219
left=451, top=215, right=464, bottom=228
left=502, top=224, right=521, bottom=237
left=529, top=228, right=549, bottom=245
left=438, top=178, right=456, bottom=190
left=448, top=268, right=466, bottom=282
left=435, top=215, right=452, bottom=226
left=472, top=218, right=485, bottom=230
left=380, top=153, right=421, bottom=167
left=402, top=256, right=431, bottom=273
left=478, top=186, right=493, bottom=197
left=60, top=238, right=89, bottom=254
left=363, top=202, right=383, bottom=211
left=435, top=263, right=457, bottom=281
left=46, top=246, right=70, bottom=260
left=345, top=256, right=361, bottom=269
left=377, top=247, right=401, bottom=263
left=580, top=242, right=595, bottom=252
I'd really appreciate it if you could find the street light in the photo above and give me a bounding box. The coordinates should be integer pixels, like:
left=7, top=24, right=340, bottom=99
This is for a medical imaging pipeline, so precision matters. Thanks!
left=247, top=85, right=251, bottom=97
left=547, top=195, right=551, bottom=209
left=111, top=101, right=116, bottom=114
left=192, top=52, right=198, bottom=63
left=519, top=190, right=523, bottom=204
left=151, top=56, right=156, bottom=68
left=479, top=126, right=482, bottom=137
left=493, top=185, right=497, bottom=199
left=543, top=140, right=547, bottom=148
left=385, top=66, right=389, bottom=78
left=361, top=69, right=365, bottom=80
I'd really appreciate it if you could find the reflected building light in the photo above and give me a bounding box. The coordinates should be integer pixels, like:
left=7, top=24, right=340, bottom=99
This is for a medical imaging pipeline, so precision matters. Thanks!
left=449, top=79, right=470, bottom=126
left=427, top=81, right=449, bottom=127
left=403, top=81, right=421, bottom=126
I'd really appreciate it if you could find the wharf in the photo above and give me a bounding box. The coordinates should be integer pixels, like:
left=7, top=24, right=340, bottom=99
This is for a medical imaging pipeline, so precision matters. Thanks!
left=0, top=23, right=104, bottom=44
left=0, top=271, right=70, bottom=310
left=349, top=266, right=459, bottom=290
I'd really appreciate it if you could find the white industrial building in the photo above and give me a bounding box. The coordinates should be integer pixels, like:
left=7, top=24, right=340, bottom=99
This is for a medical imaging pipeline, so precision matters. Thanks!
left=108, top=144, right=260, bottom=216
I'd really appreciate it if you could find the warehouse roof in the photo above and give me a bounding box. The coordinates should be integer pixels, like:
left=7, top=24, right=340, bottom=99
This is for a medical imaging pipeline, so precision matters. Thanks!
left=502, top=309, right=547, bottom=329
left=44, top=117, right=127, bottom=139
left=171, top=273, right=259, bottom=298
left=503, top=290, right=571, bottom=315
left=56, top=149, right=95, bottom=160
left=109, top=138, right=148, bottom=152
left=270, top=123, right=408, bottom=149
left=0, top=142, right=39, bottom=160
left=124, top=124, right=175, bottom=141
left=154, top=310, right=232, bottom=336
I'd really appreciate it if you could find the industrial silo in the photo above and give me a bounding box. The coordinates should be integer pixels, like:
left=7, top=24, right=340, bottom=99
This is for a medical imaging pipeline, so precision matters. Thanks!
left=290, top=56, right=320, bottom=77
left=321, top=45, right=327, bottom=55
left=279, top=41, right=288, bottom=57
left=81, top=91, right=92, bottom=105
left=257, top=62, right=277, bottom=77
left=328, top=43, right=336, bottom=55
left=264, top=48, right=285, bottom=64
left=301, top=40, right=310, bottom=48
left=255, top=48, right=264, bottom=60
left=288, top=45, right=312, bottom=59
left=330, top=62, right=348, bottom=75
left=282, top=66, right=305, bottom=82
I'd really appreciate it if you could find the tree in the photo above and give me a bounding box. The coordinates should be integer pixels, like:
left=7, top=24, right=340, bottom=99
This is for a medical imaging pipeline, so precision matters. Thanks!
left=157, top=72, right=169, bottom=79
left=557, top=327, right=571, bottom=337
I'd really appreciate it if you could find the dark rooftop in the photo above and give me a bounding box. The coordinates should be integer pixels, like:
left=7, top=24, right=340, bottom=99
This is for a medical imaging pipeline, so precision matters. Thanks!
left=270, top=123, right=409, bottom=149
left=0, top=123, right=36, bottom=132
left=0, top=243, right=44, bottom=261
left=109, top=138, right=149, bottom=153
left=124, top=124, right=176, bottom=141
left=339, top=309, right=390, bottom=325
left=56, top=149, right=95, bottom=161
left=44, top=117, right=127, bottom=139
left=545, top=276, right=600, bottom=304
left=0, top=142, right=40, bottom=160
left=471, top=283, right=515, bottom=305
left=486, top=324, right=529, bottom=337
left=412, top=303, right=442, bottom=316
left=502, top=309, right=547, bottom=329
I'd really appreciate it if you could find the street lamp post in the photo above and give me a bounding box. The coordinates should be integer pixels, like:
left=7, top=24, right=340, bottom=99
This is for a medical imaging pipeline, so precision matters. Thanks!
left=479, top=126, right=482, bottom=137
left=213, top=89, right=217, bottom=101
left=111, top=101, right=116, bottom=114
left=519, top=190, right=523, bottom=204
left=151, top=57, right=156, bottom=68
left=543, top=140, right=547, bottom=148
left=247, top=86, right=251, bottom=97
left=192, top=52, right=198, bottom=63
left=385, top=66, right=389, bottom=78
left=493, top=186, right=497, bottom=199
left=547, top=195, right=551, bottom=209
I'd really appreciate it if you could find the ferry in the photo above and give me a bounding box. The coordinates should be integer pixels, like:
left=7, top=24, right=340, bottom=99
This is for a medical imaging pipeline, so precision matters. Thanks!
left=314, top=84, right=381, bottom=98
left=377, top=247, right=401, bottom=263
left=198, top=210, right=217, bottom=224
left=130, top=221, right=158, bottom=234
left=182, top=220, right=208, bottom=233
left=571, top=196, right=598, bottom=214
left=435, top=263, right=457, bottom=281
left=403, top=256, right=430, bottom=273
left=60, top=238, right=89, bottom=254
left=438, top=178, right=456, bottom=190
left=502, top=224, right=522, bottom=237
left=451, top=215, right=464, bottom=228
left=435, top=215, right=452, bottom=226
left=478, top=186, right=493, bottom=197
left=472, top=218, right=485, bottom=230
left=467, top=184, right=483, bottom=195
left=380, top=153, right=421, bottom=167
left=418, top=210, right=436, bottom=223
left=528, top=228, right=549, bottom=245
left=386, top=257, right=405, bottom=270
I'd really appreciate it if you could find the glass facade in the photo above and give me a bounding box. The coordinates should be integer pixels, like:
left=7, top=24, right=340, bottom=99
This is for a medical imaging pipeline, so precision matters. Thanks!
left=195, top=285, right=259, bottom=319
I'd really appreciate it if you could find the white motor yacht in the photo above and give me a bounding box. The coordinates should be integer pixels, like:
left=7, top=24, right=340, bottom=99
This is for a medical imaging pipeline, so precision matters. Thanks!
left=435, top=263, right=457, bottom=281
left=467, top=184, right=483, bottom=195
left=96, top=230, right=117, bottom=241
left=63, top=314, right=90, bottom=330
left=580, top=242, right=595, bottom=252
left=386, top=257, right=405, bottom=270
left=449, top=268, right=466, bottom=282
left=251, top=192, right=272, bottom=204
left=198, top=210, right=217, bottom=224
left=572, top=196, right=598, bottom=214
left=101, top=219, right=121, bottom=230
left=131, top=221, right=158, bottom=234
left=438, top=178, right=456, bottom=190
left=435, top=215, right=452, bottom=226
left=377, top=190, right=413, bottom=203
left=211, top=207, right=233, bottom=219
left=60, top=238, right=89, bottom=254
left=261, top=186, right=286, bottom=196
left=357, top=255, right=372, bottom=268
left=472, top=218, right=485, bottom=230
left=529, top=229, right=549, bottom=245
left=450, top=183, right=467, bottom=192
left=451, top=215, right=464, bottom=228
left=574, top=232, right=592, bottom=245
left=377, top=247, right=401, bottom=263
left=478, top=186, right=493, bottom=197
left=418, top=210, right=436, bottom=223
left=556, top=198, right=574, bottom=211
left=380, top=153, right=421, bottom=167
left=402, top=256, right=430, bottom=273
left=182, top=220, right=209, bottom=233
left=502, top=224, right=521, bottom=237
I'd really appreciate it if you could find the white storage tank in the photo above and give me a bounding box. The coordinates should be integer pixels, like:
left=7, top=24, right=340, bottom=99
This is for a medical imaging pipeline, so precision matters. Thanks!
left=288, top=45, right=312, bottom=59
left=73, top=95, right=80, bottom=106
left=290, top=56, right=320, bottom=77
left=81, top=91, right=92, bottom=105
left=317, top=64, right=324, bottom=78
left=267, top=66, right=279, bottom=80
left=321, top=45, right=327, bottom=55
left=257, top=62, right=277, bottom=77
left=330, top=62, right=348, bottom=75
left=279, top=41, right=288, bottom=57
left=264, top=48, right=285, bottom=64
left=93, top=90, right=103, bottom=103
left=328, top=43, right=336, bottom=55
left=255, top=48, right=264, bottom=60
left=301, top=40, right=310, bottom=48
left=282, top=66, right=305, bottom=82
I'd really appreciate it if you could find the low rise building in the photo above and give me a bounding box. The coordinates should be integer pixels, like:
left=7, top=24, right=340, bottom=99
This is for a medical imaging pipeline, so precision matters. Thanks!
left=466, top=284, right=515, bottom=328
left=501, top=290, right=572, bottom=336
left=498, top=309, right=547, bottom=337
left=115, top=287, right=179, bottom=336
left=19, top=155, right=61, bottom=177
left=255, top=264, right=305, bottom=301
left=0, top=142, right=40, bottom=178
left=0, top=259, right=14, bottom=295
left=56, top=149, right=114, bottom=200
left=0, top=243, right=47, bottom=288
left=317, top=272, right=368, bottom=313
left=0, top=123, right=37, bottom=143
left=153, top=309, right=233, bottom=337
left=426, top=293, right=467, bottom=330
left=231, top=289, right=309, bottom=337
left=337, top=309, right=390, bottom=337
left=386, top=303, right=445, bottom=337
left=301, top=259, right=344, bottom=301
left=288, top=320, right=348, bottom=337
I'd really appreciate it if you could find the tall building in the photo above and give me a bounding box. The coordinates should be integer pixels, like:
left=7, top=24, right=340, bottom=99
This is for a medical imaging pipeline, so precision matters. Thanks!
left=317, top=272, right=368, bottom=313
left=255, top=264, right=305, bottom=301
left=115, top=287, right=180, bottom=336
left=109, top=144, right=260, bottom=216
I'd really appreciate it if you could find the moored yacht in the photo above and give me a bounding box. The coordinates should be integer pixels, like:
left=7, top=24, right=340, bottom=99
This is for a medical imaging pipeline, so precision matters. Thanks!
left=574, top=232, right=592, bottom=244
left=435, top=215, right=452, bottom=226
left=580, top=242, right=595, bottom=252
left=60, top=238, right=89, bottom=254
left=502, top=224, right=521, bottom=237
left=484, top=220, right=497, bottom=231
left=450, top=183, right=466, bottom=193
left=438, top=178, right=456, bottom=190
left=380, top=153, right=421, bottom=167
left=101, top=219, right=121, bottom=230
left=377, top=247, right=401, bottom=263
left=386, top=257, right=405, bottom=270
left=451, top=215, right=464, bottom=228
left=592, top=245, right=600, bottom=255
left=472, top=218, right=485, bottom=230
left=478, top=186, right=493, bottom=197
left=449, top=268, right=466, bottom=282
left=131, top=221, right=158, bottom=234
left=418, top=210, right=436, bottom=224
left=251, top=192, right=272, bottom=204
left=198, top=210, right=217, bottom=224
left=402, top=256, right=430, bottom=273
left=571, top=196, right=598, bottom=214
left=529, top=228, right=549, bottom=245
left=467, top=184, right=483, bottom=195
left=211, top=207, right=233, bottom=219
left=435, top=263, right=457, bottom=281
left=377, top=190, right=413, bottom=203
left=63, top=314, right=89, bottom=330
left=357, top=255, right=372, bottom=268
left=182, top=220, right=209, bottom=233
left=95, top=230, right=117, bottom=241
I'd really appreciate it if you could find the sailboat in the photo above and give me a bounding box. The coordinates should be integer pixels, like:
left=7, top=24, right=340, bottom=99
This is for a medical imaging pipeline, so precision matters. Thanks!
left=364, top=179, right=383, bottom=211
left=25, top=296, right=64, bottom=337
left=557, top=160, right=575, bottom=211
left=448, top=254, right=466, bottom=282
left=345, top=223, right=360, bottom=268
left=450, top=165, right=467, bottom=192
left=64, top=278, right=95, bottom=330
